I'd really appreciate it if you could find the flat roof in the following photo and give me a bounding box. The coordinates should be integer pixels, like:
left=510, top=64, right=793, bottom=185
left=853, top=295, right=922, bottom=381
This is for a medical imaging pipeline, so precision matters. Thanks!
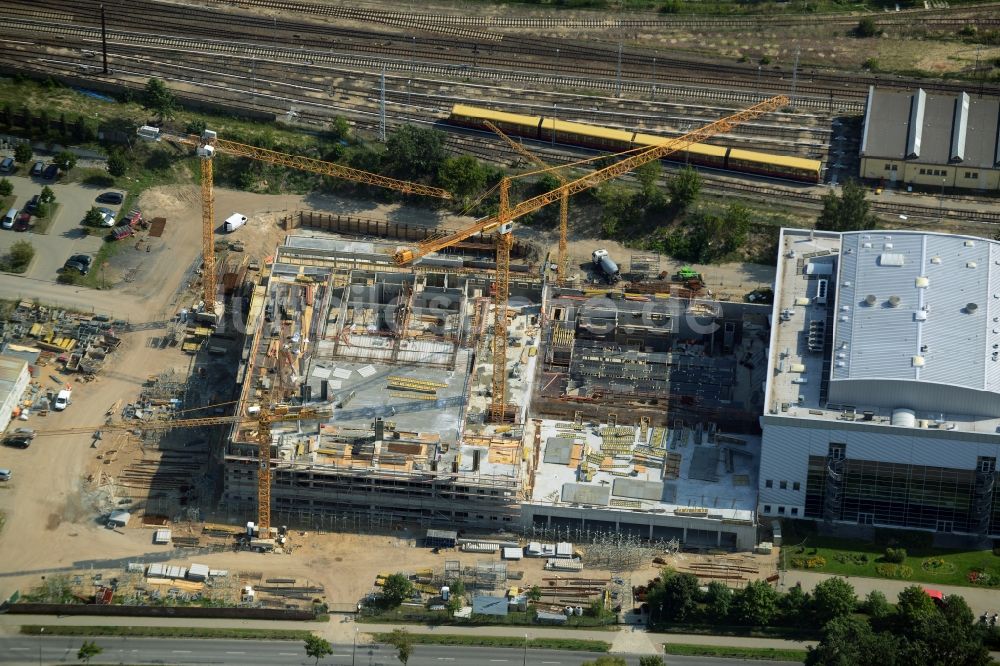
left=530, top=419, right=758, bottom=522
left=861, top=87, right=1000, bottom=168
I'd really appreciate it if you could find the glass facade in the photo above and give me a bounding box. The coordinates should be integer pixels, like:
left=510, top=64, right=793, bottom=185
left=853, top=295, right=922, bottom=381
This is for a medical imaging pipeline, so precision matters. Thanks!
left=805, top=455, right=1000, bottom=535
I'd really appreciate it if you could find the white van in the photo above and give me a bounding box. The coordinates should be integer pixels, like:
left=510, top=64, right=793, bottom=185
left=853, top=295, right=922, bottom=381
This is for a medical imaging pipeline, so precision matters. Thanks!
left=54, top=388, right=72, bottom=411
left=2, top=208, right=17, bottom=229
left=224, top=213, right=247, bottom=233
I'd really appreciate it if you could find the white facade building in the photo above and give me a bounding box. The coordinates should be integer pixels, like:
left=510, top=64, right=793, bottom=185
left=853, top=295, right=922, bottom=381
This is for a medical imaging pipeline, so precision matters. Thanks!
left=0, top=355, right=30, bottom=433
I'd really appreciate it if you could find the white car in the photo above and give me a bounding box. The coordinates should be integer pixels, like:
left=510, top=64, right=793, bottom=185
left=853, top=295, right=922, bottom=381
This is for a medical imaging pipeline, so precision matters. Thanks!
left=100, top=212, right=116, bottom=227
left=54, top=389, right=71, bottom=411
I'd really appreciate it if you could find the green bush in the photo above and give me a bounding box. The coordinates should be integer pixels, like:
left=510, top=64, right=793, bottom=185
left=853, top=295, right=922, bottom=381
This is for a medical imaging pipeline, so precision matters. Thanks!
left=0, top=178, right=11, bottom=196
left=855, top=17, right=880, bottom=37
left=884, top=548, right=907, bottom=564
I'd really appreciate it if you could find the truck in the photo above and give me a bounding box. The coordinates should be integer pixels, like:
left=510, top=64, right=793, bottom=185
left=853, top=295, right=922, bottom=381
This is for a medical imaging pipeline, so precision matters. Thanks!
left=591, top=249, right=620, bottom=284
left=674, top=266, right=702, bottom=281
left=53, top=387, right=72, bottom=411
left=224, top=213, right=247, bottom=233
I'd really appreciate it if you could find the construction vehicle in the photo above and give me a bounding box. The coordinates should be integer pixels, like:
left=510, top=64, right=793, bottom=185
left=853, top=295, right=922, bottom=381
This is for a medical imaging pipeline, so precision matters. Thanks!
left=483, top=120, right=572, bottom=286
left=674, top=266, right=702, bottom=282
left=37, top=402, right=330, bottom=537
left=592, top=249, right=621, bottom=284
left=136, top=125, right=451, bottom=325
left=392, top=96, right=789, bottom=422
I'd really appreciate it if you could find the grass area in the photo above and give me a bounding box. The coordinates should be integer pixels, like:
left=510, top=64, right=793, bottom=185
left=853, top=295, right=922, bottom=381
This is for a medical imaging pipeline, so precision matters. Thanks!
left=662, top=643, right=807, bottom=661
left=20, top=625, right=312, bottom=640
left=360, top=606, right=614, bottom=629
left=657, top=622, right=817, bottom=640
left=0, top=194, right=13, bottom=214
left=783, top=523, right=1000, bottom=588
left=30, top=202, right=59, bottom=235
left=372, top=632, right=610, bottom=652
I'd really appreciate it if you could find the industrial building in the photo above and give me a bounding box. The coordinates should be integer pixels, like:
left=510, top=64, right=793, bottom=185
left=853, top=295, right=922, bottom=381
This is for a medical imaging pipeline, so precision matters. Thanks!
left=859, top=86, right=1000, bottom=191
left=760, top=228, right=1000, bottom=540
left=0, top=355, right=30, bottom=432
left=221, top=235, right=767, bottom=550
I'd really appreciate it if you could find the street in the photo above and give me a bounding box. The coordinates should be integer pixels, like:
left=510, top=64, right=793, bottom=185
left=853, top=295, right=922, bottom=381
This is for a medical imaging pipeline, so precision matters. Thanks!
left=0, top=637, right=780, bottom=666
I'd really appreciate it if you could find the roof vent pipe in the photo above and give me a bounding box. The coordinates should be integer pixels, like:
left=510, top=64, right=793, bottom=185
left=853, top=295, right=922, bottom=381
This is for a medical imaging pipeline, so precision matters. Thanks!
left=967, top=302, right=979, bottom=314
left=865, top=294, right=877, bottom=306
left=888, top=295, right=901, bottom=307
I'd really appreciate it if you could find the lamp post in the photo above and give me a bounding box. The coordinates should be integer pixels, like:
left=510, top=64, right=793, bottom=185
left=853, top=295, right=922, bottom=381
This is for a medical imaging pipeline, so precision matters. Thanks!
left=38, top=627, right=43, bottom=665
left=522, top=633, right=528, bottom=666
left=352, top=627, right=358, bottom=666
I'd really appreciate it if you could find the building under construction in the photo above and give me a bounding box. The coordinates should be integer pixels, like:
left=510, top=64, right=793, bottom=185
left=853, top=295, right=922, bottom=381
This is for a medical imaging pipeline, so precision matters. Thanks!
left=222, top=236, right=768, bottom=549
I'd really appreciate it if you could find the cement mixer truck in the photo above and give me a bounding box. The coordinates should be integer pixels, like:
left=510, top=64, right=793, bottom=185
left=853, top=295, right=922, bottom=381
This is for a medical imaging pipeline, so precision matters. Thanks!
left=592, top=249, right=621, bottom=284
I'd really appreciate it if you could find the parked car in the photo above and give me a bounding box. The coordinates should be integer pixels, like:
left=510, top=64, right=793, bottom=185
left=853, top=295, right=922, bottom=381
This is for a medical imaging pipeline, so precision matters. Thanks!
left=68, top=254, right=92, bottom=268
left=12, top=428, right=36, bottom=440
left=13, top=212, right=31, bottom=232
left=30, top=161, right=44, bottom=176
left=99, top=212, right=116, bottom=228
left=63, top=259, right=89, bottom=276
left=1, top=208, right=18, bottom=230
left=3, top=435, right=31, bottom=449
left=0, top=468, right=11, bottom=481
left=54, top=388, right=72, bottom=411
left=95, top=192, right=123, bottom=205
left=42, top=164, right=59, bottom=180
left=0, top=157, right=14, bottom=173
left=24, top=194, right=40, bottom=213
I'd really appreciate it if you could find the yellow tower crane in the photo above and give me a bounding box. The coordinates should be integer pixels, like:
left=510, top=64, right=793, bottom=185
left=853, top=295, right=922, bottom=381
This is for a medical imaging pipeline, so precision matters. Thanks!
left=137, top=125, right=451, bottom=319
left=394, top=96, right=789, bottom=422
left=483, top=120, right=571, bottom=286
left=38, top=403, right=331, bottom=535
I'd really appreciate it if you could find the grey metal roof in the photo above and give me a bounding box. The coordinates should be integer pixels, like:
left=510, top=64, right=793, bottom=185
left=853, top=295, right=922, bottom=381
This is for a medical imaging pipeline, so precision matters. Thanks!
left=472, top=595, right=508, bottom=616
left=861, top=87, right=1000, bottom=168
left=832, top=231, right=1000, bottom=395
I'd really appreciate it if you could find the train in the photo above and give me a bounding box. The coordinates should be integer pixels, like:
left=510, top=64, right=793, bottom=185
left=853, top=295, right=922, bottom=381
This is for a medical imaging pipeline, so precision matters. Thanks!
left=447, top=104, right=822, bottom=184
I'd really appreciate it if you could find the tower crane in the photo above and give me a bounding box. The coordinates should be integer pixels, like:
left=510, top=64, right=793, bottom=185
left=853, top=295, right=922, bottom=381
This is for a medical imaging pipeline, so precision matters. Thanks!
left=483, top=121, right=572, bottom=286
left=37, top=403, right=331, bottom=535
left=137, top=126, right=451, bottom=319
left=393, top=96, right=789, bottom=422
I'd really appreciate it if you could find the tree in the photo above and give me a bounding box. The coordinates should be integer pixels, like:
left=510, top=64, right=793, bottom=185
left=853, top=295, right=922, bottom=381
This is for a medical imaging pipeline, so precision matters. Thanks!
left=862, top=590, right=894, bottom=625
left=778, top=583, right=811, bottom=627
left=655, top=572, right=700, bottom=622
left=721, top=202, right=752, bottom=251
left=143, top=77, right=177, bottom=122
left=77, top=640, right=102, bottom=664
left=638, top=657, right=666, bottom=666
left=636, top=160, right=664, bottom=206
left=894, top=586, right=938, bottom=630
left=39, top=185, right=56, bottom=204
left=303, top=635, right=333, bottom=665
left=53, top=150, right=77, bottom=172
left=816, top=180, right=877, bottom=232
left=437, top=155, right=487, bottom=201
left=527, top=585, right=542, bottom=601
left=0, top=178, right=11, bottom=197
left=385, top=628, right=413, bottom=665
left=731, top=579, right=779, bottom=626
left=380, top=573, right=414, bottom=608
left=384, top=125, right=444, bottom=180
left=84, top=207, right=104, bottom=227
left=185, top=119, right=207, bottom=136
left=812, top=577, right=857, bottom=626
left=14, top=142, right=32, bottom=164
left=666, top=166, right=701, bottom=210
left=107, top=150, right=127, bottom=177
left=703, top=581, right=733, bottom=622
left=806, top=615, right=899, bottom=666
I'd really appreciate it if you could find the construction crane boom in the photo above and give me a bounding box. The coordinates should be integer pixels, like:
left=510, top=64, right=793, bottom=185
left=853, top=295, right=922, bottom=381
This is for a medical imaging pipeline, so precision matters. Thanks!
left=138, top=125, right=451, bottom=314
left=483, top=121, right=571, bottom=286
left=392, top=95, right=788, bottom=266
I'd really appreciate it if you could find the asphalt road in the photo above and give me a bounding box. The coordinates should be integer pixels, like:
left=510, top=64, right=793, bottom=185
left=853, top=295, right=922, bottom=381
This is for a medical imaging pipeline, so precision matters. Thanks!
left=0, top=637, right=778, bottom=666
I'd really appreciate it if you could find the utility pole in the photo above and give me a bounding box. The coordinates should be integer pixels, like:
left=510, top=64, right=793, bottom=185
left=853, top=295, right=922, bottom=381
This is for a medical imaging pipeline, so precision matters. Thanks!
left=615, top=41, right=623, bottom=98
left=100, top=4, right=109, bottom=74
left=551, top=103, right=556, bottom=146
left=378, top=66, right=386, bottom=142
left=976, top=45, right=984, bottom=98
left=651, top=53, right=657, bottom=100
left=790, top=47, right=800, bottom=106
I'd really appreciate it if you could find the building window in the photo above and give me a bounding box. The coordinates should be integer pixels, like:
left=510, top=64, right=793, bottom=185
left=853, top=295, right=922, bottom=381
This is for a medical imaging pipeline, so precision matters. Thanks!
left=765, top=480, right=773, bottom=488
left=791, top=507, right=799, bottom=516
left=763, top=505, right=772, bottom=513
left=891, top=165, right=897, bottom=171
left=885, top=163, right=892, bottom=170
left=829, top=443, right=846, bottom=460
left=780, top=481, right=788, bottom=490
left=979, top=457, right=996, bottom=473
left=778, top=506, right=786, bottom=515
left=793, top=482, right=801, bottom=491
left=965, top=171, right=979, bottom=179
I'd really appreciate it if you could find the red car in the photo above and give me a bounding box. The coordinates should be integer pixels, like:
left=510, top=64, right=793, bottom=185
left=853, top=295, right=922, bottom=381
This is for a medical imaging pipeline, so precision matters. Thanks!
left=13, top=212, right=31, bottom=232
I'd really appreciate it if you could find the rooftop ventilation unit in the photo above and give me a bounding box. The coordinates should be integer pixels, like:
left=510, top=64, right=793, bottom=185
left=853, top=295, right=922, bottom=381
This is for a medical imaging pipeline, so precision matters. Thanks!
left=912, top=355, right=925, bottom=367
left=966, top=302, right=979, bottom=314
left=931, top=257, right=942, bottom=264
left=888, top=295, right=901, bottom=307
left=865, top=294, right=877, bottom=306
left=915, top=276, right=929, bottom=288
left=965, top=239, right=975, bottom=247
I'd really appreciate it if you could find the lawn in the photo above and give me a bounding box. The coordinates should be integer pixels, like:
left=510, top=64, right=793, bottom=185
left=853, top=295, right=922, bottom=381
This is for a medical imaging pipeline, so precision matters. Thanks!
left=372, top=632, right=610, bottom=653
left=783, top=525, right=1000, bottom=588
left=663, top=643, right=807, bottom=662
left=360, top=606, right=614, bottom=629
left=20, top=625, right=312, bottom=640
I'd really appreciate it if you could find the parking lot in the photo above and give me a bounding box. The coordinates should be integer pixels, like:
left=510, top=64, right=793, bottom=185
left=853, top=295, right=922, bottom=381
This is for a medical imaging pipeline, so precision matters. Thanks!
left=0, top=171, right=119, bottom=281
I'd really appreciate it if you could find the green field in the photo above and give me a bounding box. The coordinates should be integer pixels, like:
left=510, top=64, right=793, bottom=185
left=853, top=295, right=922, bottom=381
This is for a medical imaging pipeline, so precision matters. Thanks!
left=784, top=530, right=1000, bottom=588
left=20, top=625, right=312, bottom=640
left=662, top=643, right=808, bottom=661
left=372, top=632, right=610, bottom=652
